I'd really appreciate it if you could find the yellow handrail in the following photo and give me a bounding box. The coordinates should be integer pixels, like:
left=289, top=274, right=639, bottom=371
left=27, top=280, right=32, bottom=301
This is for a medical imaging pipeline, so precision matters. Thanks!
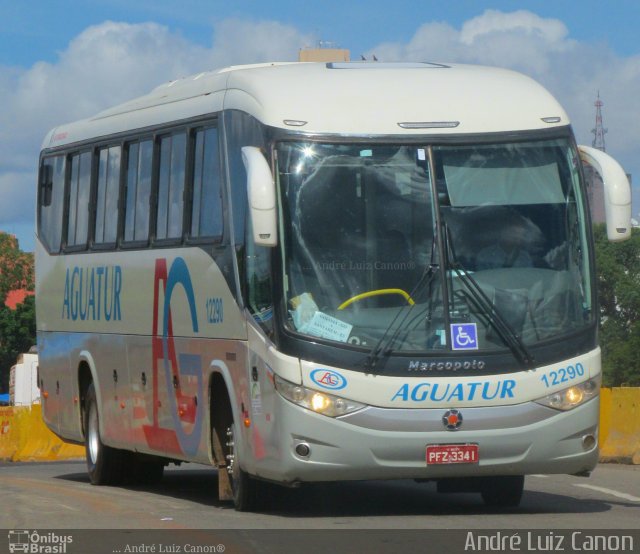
left=337, top=288, right=415, bottom=310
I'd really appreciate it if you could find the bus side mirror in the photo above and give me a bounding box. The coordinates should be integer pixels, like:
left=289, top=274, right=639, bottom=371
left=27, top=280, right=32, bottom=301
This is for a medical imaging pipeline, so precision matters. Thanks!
left=578, top=145, right=631, bottom=242
left=241, top=146, right=277, bottom=247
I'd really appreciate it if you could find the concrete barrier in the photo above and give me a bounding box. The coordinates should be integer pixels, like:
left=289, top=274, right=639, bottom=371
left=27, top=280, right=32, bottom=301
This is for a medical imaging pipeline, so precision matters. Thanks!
left=0, top=404, right=84, bottom=462
left=599, top=387, right=640, bottom=464
left=0, top=389, right=639, bottom=464
left=0, top=407, right=19, bottom=460
left=599, top=387, right=612, bottom=455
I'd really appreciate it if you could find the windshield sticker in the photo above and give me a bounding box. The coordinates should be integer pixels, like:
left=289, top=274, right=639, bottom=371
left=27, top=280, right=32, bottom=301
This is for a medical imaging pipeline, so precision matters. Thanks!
left=311, top=369, right=348, bottom=390
left=290, top=292, right=318, bottom=329
left=303, top=311, right=353, bottom=342
left=289, top=292, right=352, bottom=342
left=451, top=323, right=478, bottom=351
left=252, top=305, right=273, bottom=324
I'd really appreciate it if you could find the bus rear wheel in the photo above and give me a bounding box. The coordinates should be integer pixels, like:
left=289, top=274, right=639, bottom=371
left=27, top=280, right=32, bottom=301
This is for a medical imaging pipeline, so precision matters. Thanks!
left=84, top=383, right=127, bottom=485
left=226, top=424, right=260, bottom=511
left=480, top=475, right=525, bottom=507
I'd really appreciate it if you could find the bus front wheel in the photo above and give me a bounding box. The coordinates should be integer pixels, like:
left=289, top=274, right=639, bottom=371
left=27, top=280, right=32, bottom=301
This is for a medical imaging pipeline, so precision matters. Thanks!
left=84, top=383, right=127, bottom=486
left=226, top=424, right=260, bottom=511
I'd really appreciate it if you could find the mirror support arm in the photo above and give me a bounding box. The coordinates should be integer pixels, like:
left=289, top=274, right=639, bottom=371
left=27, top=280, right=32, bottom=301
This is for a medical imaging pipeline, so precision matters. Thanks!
left=242, top=146, right=278, bottom=247
left=578, top=145, right=631, bottom=242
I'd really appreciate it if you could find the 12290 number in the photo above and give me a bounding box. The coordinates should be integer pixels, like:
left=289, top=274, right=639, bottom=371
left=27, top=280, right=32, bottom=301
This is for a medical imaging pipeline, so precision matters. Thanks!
left=540, top=362, right=585, bottom=388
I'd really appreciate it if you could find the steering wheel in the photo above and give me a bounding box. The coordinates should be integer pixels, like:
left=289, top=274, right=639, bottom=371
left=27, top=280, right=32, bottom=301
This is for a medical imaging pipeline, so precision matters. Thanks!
left=337, top=288, right=415, bottom=310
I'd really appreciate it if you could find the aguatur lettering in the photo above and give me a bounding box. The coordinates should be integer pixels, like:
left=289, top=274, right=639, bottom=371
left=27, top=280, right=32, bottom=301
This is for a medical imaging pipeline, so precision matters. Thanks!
left=391, top=379, right=516, bottom=403
left=62, top=265, right=122, bottom=321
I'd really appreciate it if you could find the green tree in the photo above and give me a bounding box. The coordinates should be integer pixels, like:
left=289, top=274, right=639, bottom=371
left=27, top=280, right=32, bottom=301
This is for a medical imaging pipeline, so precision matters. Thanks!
left=0, top=231, right=35, bottom=393
left=0, top=296, right=36, bottom=392
left=0, top=232, right=34, bottom=301
left=594, top=223, right=640, bottom=386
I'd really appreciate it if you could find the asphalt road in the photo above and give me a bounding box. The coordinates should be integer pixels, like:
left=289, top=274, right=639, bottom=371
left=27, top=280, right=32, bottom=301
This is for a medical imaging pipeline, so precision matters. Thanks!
left=0, top=460, right=638, bottom=528
left=1, top=461, right=638, bottom=553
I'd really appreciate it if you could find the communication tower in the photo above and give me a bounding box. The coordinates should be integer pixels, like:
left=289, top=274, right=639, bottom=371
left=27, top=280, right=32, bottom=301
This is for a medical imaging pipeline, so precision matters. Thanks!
left=591, top=92, right=607, bottom=151
left=585, top=92, right=607, bottom=223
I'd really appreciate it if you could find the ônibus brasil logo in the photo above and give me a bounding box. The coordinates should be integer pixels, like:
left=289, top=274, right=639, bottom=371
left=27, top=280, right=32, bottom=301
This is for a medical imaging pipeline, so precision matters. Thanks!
left=310, top=369, right=347, bottom=390
left=8, top=530, right=73, bottom=553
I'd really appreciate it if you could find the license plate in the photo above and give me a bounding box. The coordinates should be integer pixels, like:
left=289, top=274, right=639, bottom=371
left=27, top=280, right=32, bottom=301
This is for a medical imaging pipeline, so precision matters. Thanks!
left=426, top=444, right=479, bottom=465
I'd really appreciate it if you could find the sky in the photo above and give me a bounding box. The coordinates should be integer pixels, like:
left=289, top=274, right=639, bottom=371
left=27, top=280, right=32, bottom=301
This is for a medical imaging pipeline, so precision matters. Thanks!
left=1, top=0, right=639, bottom=252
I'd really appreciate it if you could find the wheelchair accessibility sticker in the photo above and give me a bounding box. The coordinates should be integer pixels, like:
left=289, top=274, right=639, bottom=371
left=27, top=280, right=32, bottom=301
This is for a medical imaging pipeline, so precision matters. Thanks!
left=451, top=323, right=478, bottom=351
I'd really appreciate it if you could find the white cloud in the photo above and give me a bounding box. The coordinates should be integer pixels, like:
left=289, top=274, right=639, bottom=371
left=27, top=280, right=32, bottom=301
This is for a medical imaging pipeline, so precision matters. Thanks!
left=368, top=10, right=640, bottom=202
left=459, top=10, right=570, bottom=46
left=209, top=19, right=313, bottom=67
left=371, top=11, right=576, bottom=75
left=4, top=22, right=206, bottom=143
left=0, top=18, right=309, bottom=250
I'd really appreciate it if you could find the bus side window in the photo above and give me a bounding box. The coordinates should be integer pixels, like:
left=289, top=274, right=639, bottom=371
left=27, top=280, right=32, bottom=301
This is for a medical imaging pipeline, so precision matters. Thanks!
left=95, top=146, right=121, bottom=245
left=124, top=140, right=152, bottom=243
left=38, top=155, right=66, bottom=254
left=66, top=151, right=91, bottom=248
left=191, top=127, right=223, bottom=239
left=156, top=132, right=186, bottom=241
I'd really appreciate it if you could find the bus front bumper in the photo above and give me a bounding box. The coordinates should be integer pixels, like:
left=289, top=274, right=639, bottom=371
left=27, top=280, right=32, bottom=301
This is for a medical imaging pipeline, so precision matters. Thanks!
left=247, top=395, right=599, bottom=484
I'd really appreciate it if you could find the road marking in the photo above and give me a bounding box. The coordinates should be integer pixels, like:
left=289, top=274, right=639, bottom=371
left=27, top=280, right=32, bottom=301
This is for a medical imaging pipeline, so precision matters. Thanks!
left=574, top=484, right=640, bottom=502
left=530, top=474, right=548, bottom=478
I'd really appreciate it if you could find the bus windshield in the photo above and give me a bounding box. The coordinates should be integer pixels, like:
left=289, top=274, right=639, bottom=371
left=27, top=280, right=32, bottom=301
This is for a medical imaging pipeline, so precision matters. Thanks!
left=276, top=137, right=593, bottom=356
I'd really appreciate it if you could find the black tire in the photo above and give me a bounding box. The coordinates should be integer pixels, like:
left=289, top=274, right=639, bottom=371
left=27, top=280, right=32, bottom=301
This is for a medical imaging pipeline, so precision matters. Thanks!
left=227, top=423, right=260, bottom=511
left=84, top=383, right=127, bottom=485
left=481, top=475, right=525, bottom=507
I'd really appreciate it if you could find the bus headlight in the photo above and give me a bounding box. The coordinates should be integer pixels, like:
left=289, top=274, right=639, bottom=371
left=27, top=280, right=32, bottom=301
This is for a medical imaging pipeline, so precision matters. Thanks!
left=274, top=375, right=366, bottom=417
left=534, top=376, right=600, bottom=411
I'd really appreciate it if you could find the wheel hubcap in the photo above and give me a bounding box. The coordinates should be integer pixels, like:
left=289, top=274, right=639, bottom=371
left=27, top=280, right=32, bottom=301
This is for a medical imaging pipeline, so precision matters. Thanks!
left=88, top=403, right=99, bottom=464
left=225, top=426, right=236, bottom=478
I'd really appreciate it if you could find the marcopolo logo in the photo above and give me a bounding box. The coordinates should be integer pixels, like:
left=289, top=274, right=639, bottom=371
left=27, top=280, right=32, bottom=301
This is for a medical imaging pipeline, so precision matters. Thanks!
left=8, top=530, right=73, bottom=554
left=310, top=369, right=347, bottom=390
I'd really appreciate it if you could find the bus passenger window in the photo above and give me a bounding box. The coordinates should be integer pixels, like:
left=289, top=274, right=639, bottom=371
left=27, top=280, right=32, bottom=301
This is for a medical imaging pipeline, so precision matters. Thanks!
left=38, top=155, right=66, bottom=254
left=95, top=146, right=121, bottom=245
left=124, top=140, right=152, bottom=242
left=191, top=127, right=222, bottom=238
left=67, top=151, right=91, bottom=248
left=156, top=133, right=186, bottom=240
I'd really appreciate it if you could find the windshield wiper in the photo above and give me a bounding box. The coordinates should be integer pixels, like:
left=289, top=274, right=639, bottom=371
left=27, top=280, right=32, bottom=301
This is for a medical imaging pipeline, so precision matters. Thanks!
left=364, top=264, right=439, bottom=373
left=443, top=222, right=535, bottom=369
